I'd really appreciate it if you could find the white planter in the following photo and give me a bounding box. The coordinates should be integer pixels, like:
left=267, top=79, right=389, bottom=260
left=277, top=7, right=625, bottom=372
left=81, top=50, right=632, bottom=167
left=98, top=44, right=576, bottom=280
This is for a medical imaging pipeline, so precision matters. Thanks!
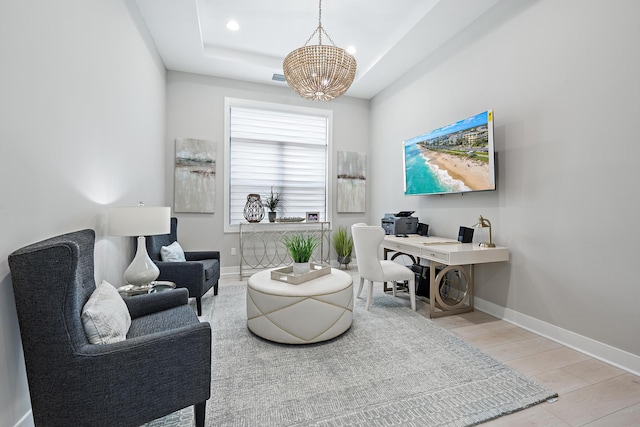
left=293, top=262, right=310, bottom=275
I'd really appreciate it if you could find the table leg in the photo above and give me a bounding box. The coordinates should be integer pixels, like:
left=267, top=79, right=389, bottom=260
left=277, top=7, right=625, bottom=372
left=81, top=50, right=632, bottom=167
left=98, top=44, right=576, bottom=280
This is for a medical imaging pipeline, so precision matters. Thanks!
left=383, top=249, right=417, bottom=292
left=383, top=248, right=391, bottom=292
left=429, top=260, right=437, bottom=318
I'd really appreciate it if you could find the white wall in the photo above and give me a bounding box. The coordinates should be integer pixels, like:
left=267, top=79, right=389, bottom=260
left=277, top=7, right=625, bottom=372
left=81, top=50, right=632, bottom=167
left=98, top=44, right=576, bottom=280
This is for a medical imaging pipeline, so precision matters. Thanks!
left=370, top=0, right=640, bottom=369
left=0, top=1, right=167, bottom=425
left=165, top=71, right=370, bottom=270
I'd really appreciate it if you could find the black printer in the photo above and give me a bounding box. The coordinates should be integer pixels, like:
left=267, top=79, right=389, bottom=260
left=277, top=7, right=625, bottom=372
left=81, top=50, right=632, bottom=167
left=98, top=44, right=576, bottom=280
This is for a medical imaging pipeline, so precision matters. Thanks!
left=381, top=211, right=418, bottom=236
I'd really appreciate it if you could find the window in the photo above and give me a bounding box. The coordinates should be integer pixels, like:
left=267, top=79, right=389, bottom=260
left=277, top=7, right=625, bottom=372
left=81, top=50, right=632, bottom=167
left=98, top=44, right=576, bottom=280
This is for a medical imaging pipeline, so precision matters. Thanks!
left=224, top=98, right=332, bottom=231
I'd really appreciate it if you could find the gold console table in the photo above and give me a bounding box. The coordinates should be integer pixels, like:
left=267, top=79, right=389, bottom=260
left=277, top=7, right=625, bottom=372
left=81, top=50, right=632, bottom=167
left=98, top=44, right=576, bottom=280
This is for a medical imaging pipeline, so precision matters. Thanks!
left=239, top=221, right=330, bottom=278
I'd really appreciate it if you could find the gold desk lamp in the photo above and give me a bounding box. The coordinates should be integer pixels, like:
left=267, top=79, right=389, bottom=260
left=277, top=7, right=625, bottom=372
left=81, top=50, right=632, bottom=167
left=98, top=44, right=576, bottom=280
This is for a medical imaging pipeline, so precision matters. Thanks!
left=473, top=215, right=495, bottom=248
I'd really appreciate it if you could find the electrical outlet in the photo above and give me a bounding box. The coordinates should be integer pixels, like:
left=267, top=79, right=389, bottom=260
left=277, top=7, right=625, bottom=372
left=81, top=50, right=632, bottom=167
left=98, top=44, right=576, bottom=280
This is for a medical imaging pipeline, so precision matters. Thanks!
left=231, top=247, right=236, bottom=256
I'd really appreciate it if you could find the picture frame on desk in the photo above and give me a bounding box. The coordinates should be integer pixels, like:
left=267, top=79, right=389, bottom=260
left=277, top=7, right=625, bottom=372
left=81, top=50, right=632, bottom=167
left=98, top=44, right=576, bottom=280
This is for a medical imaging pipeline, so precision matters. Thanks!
left=305, top=212, right=319, bottom=222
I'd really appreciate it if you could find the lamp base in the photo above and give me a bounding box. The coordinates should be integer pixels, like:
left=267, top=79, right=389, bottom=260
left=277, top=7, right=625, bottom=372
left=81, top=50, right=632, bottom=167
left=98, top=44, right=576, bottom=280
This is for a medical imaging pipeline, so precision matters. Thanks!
left=479, top=242, right=496, bottom=248
left=123, top=236, right=160, bottom=287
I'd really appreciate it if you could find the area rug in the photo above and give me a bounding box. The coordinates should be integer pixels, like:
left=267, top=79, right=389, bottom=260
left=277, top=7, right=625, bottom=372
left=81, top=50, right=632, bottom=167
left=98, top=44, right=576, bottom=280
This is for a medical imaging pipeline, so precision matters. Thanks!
left=148, top=280, right=556, bottom=427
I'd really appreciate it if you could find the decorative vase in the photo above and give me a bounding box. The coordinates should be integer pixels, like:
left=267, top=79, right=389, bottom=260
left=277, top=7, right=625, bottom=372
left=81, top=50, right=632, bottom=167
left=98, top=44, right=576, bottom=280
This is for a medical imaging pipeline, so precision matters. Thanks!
left=243, top=194, right=265, bottom=223
left=293, top=262, right=310, bottom=275
left=268, top=211, right=277, bottom=223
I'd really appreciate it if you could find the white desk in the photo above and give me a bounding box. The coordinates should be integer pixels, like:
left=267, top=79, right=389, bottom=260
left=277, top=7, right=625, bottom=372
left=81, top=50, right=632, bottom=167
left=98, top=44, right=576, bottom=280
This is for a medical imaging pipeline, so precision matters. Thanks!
left=382, top=235, right=509, bottom=318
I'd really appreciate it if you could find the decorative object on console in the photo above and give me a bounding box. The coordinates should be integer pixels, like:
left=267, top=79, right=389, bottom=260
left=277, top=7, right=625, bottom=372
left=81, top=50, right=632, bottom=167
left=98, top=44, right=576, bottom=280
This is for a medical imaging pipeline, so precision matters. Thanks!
left=305, top=211, right=319, bottom=222
left=333, top=226, right=353, bottom=269
left=472, top=215, right=495, bottom=247
left=337, top=151, right=366, bottom=212
left=174, top=138, right=216, bottom=213
left=108, top=203, right=171, bottom=291
left=275, top=216, right=305, bottom=223
left=282, top=233, right=320, bottom=275
left=243, top=194, right=265, bottom=222
left=264, top=186, right=283, bottom=223
left=282, top=0, right=357, bottom=101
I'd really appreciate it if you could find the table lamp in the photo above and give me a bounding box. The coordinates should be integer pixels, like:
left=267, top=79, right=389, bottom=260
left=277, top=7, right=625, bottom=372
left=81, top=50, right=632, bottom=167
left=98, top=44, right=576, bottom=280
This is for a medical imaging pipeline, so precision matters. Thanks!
left=473, top=215, right=495, bottom=248
left=109, top=203, right=171, bottom=290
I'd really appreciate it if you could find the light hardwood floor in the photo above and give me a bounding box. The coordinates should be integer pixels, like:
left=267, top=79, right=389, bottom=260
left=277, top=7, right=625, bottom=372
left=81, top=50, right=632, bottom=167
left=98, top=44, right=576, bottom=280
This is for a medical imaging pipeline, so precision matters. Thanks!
left=420, top=306, right=640, bottom=426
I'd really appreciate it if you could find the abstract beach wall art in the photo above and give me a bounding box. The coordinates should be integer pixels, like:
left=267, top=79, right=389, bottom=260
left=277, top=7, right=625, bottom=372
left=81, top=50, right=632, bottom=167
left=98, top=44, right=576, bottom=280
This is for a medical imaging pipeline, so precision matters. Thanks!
left=174, top=138, right=216, bottom=213
left=337, top=151, right=366, bottom=213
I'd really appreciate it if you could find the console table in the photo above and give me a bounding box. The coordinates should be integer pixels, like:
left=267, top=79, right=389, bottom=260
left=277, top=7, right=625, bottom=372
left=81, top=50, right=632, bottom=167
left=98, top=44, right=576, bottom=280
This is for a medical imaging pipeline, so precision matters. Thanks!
left=239, top=221, right=330, bottom=278
left=382, top=235, right=509, bottom=318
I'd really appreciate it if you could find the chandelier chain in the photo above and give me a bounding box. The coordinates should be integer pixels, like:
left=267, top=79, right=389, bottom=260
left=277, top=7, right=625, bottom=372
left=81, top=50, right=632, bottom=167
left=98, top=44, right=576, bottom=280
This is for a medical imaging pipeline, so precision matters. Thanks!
left=302, top=0, right=337, bottom=47
left=318, top=0, right=322, bottom=45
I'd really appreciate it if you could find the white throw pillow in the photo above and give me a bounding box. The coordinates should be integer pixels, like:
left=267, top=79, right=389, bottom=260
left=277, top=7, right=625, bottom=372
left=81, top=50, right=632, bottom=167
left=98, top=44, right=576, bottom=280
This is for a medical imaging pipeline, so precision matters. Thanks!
left=81, top=280, right=132, bottom=345
left=161, top=241, right=186, bottom=262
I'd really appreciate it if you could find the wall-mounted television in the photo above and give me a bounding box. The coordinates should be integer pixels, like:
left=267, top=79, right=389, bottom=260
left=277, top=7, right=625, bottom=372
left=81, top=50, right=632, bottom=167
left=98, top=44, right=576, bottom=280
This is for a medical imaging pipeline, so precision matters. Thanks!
left=403, top=110, right=495, bottom=196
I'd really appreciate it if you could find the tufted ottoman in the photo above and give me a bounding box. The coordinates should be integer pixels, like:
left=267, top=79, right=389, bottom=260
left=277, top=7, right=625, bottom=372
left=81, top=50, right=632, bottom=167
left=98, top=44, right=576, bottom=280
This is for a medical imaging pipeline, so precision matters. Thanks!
left=246, top=268, right=353, bottom=344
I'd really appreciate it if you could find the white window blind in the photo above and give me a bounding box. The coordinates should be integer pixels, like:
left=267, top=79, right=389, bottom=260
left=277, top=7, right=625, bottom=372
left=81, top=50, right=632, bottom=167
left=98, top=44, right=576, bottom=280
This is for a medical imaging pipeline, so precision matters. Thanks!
left=229, top=106, right=328, bottom=226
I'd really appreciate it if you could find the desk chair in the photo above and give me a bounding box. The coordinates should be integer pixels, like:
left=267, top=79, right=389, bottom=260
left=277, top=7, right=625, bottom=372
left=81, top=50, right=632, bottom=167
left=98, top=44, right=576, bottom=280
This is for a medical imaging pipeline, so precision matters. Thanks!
left=351, top=223, right=416, bottom=311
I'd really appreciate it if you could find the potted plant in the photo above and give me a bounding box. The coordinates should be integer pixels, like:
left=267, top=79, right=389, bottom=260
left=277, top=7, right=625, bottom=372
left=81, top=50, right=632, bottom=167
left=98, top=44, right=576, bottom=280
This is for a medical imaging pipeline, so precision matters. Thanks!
left=333, top=226, right=353, bottom=269
left=264, top=186, right=283, bottom=222
left=282, top=233, right=319, bottom=275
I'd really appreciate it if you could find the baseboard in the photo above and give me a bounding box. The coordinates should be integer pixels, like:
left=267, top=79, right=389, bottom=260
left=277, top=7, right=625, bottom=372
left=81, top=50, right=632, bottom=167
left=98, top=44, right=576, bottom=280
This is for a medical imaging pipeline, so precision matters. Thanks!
left=221, top=266, right=240, bottom=278
left=474, top=297, right=640, bottom=377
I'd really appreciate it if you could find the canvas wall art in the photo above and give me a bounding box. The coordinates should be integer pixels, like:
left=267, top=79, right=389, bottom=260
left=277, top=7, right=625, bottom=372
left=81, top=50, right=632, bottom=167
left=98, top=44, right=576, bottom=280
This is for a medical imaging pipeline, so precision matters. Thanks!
left=174, top=138, right=216, bottom=213
left=337, top=151, right=366, bottom=213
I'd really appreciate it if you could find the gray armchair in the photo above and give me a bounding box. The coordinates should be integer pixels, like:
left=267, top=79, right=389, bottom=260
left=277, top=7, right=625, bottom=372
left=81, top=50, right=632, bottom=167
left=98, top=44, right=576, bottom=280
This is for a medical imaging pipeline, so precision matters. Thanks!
left=146, top=217, right=220, bottom=316
left=8, top=229, right=211, bottom=427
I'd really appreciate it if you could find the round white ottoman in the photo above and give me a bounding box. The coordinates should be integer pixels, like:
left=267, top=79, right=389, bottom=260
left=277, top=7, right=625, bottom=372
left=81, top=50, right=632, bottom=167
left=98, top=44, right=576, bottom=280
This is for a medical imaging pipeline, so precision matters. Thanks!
left=247, top=268, right=353, bottom=344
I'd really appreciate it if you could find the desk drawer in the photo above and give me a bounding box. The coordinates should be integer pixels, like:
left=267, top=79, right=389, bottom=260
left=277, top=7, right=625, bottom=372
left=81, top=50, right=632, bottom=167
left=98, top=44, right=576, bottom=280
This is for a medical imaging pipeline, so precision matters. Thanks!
left=386, top=241, right=414, bottom=254
left=421, top=247, right=449, bottom=263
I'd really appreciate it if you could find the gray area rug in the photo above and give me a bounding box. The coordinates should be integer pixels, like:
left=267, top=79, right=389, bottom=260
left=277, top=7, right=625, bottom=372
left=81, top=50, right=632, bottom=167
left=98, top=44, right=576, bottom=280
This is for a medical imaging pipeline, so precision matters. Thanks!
left=148, top=280, right=556, bottom=426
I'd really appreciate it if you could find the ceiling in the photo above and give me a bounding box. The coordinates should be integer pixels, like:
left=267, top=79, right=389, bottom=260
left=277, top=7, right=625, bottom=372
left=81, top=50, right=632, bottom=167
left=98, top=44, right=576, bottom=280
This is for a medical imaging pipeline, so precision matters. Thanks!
left=135, top=0, right=502, bottom=100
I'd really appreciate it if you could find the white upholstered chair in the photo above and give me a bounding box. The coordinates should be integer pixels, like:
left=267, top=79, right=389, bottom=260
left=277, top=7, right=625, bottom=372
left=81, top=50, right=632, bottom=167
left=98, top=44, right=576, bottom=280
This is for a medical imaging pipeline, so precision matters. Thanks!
left=351, top=223, right=416, bottom=311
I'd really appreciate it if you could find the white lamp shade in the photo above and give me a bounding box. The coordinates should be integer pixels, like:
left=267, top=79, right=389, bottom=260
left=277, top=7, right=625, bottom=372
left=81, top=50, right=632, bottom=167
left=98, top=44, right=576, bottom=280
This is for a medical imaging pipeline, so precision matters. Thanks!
left=109, top=206, right=171, bottom=237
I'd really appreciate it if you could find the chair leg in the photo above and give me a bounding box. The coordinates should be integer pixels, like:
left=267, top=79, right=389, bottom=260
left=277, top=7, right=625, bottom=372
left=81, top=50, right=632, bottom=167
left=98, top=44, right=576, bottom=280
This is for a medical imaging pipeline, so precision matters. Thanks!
left=408, top=277, right=416, bottom=311
left=194, top=401, right=206, bottom=427
left=214, top=282, right=219, bottom=296
left=365, top=280, right=374, bottom=310
left=357, top=277, right=364, bottom=298
left=196, top=297, right=202, bottom=316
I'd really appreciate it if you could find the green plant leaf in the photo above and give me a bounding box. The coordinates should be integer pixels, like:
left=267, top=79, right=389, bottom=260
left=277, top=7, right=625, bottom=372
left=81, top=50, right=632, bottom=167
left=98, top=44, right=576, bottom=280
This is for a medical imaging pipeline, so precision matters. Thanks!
left=282, top=233, right=320, bottom=263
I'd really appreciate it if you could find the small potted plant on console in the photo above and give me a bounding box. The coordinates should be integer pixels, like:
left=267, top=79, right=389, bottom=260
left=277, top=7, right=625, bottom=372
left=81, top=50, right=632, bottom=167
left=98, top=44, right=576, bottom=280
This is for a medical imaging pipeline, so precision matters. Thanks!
left=264, top=186, right=283, bottom=223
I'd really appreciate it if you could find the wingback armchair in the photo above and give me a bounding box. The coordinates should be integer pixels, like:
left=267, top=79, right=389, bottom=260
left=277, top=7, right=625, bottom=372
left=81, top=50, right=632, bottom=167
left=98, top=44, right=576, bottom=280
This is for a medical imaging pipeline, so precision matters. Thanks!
left=8, top=229, right=212, bottom=427
left=146, top=217, right=220, bottom=315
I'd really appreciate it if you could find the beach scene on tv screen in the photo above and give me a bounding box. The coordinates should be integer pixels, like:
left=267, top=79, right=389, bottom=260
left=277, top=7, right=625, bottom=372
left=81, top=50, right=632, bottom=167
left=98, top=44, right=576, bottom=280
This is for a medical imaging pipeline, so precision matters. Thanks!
left=404, top=110, right=494, bottom=195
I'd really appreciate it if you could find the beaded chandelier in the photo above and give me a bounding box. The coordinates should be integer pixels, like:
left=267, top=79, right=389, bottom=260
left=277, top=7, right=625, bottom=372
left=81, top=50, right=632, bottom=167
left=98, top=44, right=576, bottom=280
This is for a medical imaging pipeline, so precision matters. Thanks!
left=283, top=0, right=357, bottom=101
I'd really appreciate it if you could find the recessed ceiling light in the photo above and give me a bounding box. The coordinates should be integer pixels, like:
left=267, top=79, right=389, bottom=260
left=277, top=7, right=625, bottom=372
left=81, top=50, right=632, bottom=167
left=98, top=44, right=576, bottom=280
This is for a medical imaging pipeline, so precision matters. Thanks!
left=226, top=20, right=240, bottom=31
left=346, top=46, right=357, bottom=55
